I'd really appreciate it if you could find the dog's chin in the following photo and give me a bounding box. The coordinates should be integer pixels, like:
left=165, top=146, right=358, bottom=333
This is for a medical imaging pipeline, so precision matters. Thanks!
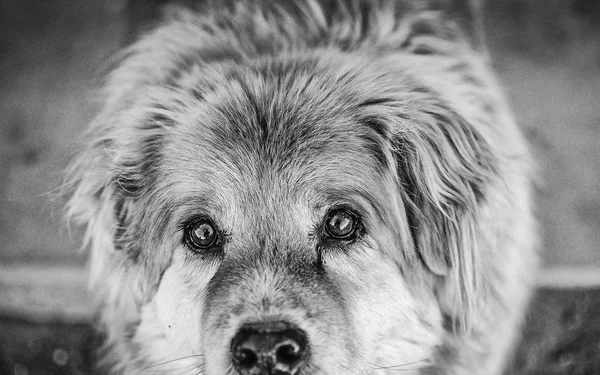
left=129, top=245, right=443, bottom=375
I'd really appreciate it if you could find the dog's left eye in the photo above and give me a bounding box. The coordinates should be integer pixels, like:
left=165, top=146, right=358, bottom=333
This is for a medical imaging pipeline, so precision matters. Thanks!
left=324, top=209, right=359, bottom=240
left=184, top=218, right=220, bottom=250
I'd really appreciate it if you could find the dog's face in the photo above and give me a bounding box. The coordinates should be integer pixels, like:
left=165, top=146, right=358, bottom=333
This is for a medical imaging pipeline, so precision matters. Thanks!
left=70, top=52, right=492, bottom=374
left=67, top=2, right=537, bottom=374
left=122, top=56, right=445, bottom=373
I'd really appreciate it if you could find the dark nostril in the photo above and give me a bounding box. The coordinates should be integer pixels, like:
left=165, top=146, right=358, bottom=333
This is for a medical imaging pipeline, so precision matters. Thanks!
left=236, top=348, right=258, bottom=368
left=231, top=321, right=308, bottom=374
left=276, top=340, right=302, bottom=365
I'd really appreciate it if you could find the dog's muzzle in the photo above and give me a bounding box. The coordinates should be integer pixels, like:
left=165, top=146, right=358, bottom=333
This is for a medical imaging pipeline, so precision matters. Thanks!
left=231, top=321, right=308, bottom=375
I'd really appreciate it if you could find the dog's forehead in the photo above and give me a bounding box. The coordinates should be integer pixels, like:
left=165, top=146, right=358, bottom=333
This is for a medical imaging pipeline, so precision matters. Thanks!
left=162, top=60, right=390, bottom=210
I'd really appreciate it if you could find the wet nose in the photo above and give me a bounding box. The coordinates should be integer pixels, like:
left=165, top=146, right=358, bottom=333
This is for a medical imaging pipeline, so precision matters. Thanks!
left=231, top=321, right=308, bottom=375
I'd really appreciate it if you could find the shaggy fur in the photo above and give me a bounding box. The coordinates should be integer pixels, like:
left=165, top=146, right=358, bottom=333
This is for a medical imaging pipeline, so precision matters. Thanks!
left=66, top=0, right=538, bottom=374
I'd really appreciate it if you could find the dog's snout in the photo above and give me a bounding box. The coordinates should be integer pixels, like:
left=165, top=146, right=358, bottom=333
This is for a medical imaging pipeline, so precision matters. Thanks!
left=231, top=321, right=308, bottom=375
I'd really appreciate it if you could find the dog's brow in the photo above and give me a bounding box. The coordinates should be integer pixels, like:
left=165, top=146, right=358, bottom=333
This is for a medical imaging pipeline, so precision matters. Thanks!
left=170, top=196, right=220, bottom=220
left=319, top=188, right=386, bottom=223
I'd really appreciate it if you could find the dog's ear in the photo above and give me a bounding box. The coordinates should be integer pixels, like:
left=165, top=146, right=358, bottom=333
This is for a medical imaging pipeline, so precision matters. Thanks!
left=64, top=112, right=154, bottom=354
left=396, top=0, right=484, bottom=51
left=427, top=0, right=484, bottom=49
left=391, top=98, right=497, bottom=330
left=375, top=0, right=485, bottom=52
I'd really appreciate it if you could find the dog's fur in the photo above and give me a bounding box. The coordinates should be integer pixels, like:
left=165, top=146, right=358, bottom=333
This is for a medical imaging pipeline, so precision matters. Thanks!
left=66, top=1, right=538, bottom=374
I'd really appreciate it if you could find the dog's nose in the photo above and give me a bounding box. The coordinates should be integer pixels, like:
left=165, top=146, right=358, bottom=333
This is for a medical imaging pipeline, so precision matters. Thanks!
left=231, top=321, right=308, bottom=375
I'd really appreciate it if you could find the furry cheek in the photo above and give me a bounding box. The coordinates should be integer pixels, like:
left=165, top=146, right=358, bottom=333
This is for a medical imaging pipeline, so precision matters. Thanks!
left=322, top=243, right=443, bottom=372
left=132, top=250, right=218, bottom=372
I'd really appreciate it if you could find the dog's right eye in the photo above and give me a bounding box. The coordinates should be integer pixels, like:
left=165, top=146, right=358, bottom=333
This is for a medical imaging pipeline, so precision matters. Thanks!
left=184, top=218, right=220, bottom=251
left=323, top=208, right=360, bottom=241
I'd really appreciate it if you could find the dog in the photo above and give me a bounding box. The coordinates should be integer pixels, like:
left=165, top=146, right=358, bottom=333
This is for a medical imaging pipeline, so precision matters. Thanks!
left=66, top=0, right=539, bottom=374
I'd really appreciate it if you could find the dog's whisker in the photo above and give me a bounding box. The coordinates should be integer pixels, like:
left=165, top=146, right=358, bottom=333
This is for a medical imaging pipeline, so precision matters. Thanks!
left=173, top=365, right=204, bottom=375
left=368, top=366, right=428, bottom=373
left=374, top=371, right=417, bottom=374
left=136, top=354, right=204, bottom=374
left=369, top=358, right=430, bottom=371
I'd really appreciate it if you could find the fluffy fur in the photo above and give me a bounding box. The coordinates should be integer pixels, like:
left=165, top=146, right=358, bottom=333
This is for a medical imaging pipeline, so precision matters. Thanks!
left=66, top=0, right=538, bottom=374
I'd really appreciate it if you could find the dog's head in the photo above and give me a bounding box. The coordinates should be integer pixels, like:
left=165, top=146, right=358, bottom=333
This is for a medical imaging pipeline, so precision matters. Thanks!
left=67, top=1, right=510, bottom=374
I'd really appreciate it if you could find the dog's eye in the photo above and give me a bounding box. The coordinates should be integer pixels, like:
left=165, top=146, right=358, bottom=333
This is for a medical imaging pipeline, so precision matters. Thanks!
left=324, top=209, right=358, bottom=240
left=184, top=218, right=219, bottom=250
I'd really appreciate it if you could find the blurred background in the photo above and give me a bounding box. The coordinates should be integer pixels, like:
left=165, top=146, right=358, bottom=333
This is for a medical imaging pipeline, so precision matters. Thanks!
left=0, top=0, right=599, bottom=374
